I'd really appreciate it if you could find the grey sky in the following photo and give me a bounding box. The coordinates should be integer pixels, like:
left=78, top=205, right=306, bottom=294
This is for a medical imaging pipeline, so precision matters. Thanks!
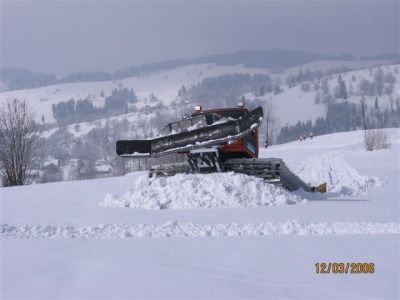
left=0, top=0, right=398, bottom=75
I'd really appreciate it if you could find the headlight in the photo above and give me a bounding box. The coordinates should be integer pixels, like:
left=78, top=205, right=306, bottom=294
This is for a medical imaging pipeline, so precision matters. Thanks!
left=228, top=139, right=243, bottom=145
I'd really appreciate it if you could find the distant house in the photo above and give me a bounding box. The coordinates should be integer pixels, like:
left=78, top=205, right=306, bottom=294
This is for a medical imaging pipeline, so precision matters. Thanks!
left=40, top=157, right=61, bottom=183
left=61, top=159, right=79, bottom=181
left=42, top=163, right=61, bottom=182
left=94, top=159, right=112, bottom=178
left=26, top=169, right=40, bottom=183
left=42, top=157, right=59, bottom=168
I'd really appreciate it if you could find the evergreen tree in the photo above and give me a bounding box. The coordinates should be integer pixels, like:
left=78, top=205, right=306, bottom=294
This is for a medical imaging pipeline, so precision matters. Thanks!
left=340, top=80, right=348, bottom=99
left=321, top=78, right=329, bottom=94
left=373, top=67, right=384, bottom=96
left=334, top=74, right=347, bottom=99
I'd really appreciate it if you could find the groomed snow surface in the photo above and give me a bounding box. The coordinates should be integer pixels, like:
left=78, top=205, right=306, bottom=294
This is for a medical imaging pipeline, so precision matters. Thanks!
left=1, top=129, right=399, bottom=299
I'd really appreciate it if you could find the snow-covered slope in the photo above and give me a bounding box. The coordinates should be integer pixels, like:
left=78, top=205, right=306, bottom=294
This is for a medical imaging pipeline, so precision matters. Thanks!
left=0, top=60, right=395, bottom=128
left=1, top=129, right=399, bottom=299
left=252, top=64, right=400, bottom=126
left=0, top=64, right=269, bottom=123
left=257, top=84, right=327, bottom=126
left=283, top=59, right=391, bottom=74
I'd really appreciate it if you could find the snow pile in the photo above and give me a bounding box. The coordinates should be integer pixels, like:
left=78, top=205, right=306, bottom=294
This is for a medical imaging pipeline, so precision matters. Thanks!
left=1, top=221, right=399, bottom=239
left=296, top=154, right=382, bottom=195
left=101, top=173, right=307, bottom=209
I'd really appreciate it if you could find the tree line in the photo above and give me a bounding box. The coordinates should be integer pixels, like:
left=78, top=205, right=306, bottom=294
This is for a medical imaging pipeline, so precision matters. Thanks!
left=51, top=87, right=137, bottom=125
left=177, top=73, right=283, bottom=108
left=3, top=50, right=398, bottom=91
left=277, top=100, right=400, bottom=143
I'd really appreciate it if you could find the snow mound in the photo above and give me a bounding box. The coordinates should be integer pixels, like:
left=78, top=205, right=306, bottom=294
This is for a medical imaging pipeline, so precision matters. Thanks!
left=296, top=154, right=382, bottom=195
left=2, top=221, right=399, bottom=239
left=101, top=173, right=307, bottom=209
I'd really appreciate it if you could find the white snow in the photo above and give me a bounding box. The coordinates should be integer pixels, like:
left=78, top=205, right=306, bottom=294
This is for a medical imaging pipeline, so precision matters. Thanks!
left=2, top=221, right=398, bottom=239
left=254, top=64, right=400, bottom=126
left=296, top=154, right=382, bottom=195
left=0, top=63, right=269, bottom=123
left=2, top=61, right=395, bottom=132
left=1, top=128, right=399, bottom=299
left=101, top=173, right=307, bottom=209
left=259, top=85, right=327, bottom=125
left=40, top=110, right=159, bottom=139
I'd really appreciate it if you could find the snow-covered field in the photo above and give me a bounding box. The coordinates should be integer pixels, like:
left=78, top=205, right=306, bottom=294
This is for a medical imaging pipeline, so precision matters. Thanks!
left=1, top=129, right=399, bottom=299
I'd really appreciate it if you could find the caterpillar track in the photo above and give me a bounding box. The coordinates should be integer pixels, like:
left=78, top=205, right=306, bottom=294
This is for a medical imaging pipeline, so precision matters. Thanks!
left=149, top=157, right=326, bottom=193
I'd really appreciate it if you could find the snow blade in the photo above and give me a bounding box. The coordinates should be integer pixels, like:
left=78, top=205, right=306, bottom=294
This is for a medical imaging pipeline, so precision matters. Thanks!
left=116, top=140, right=151, bottom=157
left=311, top=182, right=327, bottom=193
left=116, top=106, right=263, bottom=157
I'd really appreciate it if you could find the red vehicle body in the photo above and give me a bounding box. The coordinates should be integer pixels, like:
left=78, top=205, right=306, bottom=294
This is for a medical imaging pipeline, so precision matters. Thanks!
left=191, top=107, right=259, bottom=160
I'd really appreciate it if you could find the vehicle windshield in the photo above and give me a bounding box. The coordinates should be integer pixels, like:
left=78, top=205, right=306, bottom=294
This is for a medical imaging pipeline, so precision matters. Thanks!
left=192, top=109, right=246, bottom=120
left=161, top=110, right=247, bottom=136
left=161, top=114, right=209, bottom=135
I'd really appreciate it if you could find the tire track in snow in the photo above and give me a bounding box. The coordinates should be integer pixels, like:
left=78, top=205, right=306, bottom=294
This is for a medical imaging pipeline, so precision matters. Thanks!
left=1, top=221, right=399, bottom=239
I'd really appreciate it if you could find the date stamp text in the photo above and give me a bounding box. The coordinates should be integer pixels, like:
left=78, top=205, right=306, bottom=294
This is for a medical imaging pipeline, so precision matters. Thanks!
left=315, top=263, right=375, bottom=274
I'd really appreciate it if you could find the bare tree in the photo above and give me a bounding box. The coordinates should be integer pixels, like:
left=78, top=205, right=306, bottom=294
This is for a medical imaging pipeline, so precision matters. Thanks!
left=360, top=99, right=389, bottom=151
left=364, top=129, right=389, bottom=151
left=263, top=100, right=278, bottom=147
left=361, top=98, right=368, bottom=134
left=135, top=113, right=153, bottom=170
left=0, top=98, right=40, bottom=186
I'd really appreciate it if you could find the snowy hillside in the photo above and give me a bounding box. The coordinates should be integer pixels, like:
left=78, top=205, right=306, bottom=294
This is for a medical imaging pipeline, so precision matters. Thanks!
left=1, top=129, right=399, bottom=299
left=282, top=59, right=391, bottom=74
left=0, top=59, right=394, bottom=125
left=0, top=64, right=269, bottom=123
left=2, top=59, right=399, bottom=183
left=249, top=64, right=400, bottom=127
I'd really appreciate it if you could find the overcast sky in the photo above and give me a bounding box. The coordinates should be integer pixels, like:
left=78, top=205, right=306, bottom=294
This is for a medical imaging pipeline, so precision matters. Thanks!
left=0, top=0, right=398, bottom=75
